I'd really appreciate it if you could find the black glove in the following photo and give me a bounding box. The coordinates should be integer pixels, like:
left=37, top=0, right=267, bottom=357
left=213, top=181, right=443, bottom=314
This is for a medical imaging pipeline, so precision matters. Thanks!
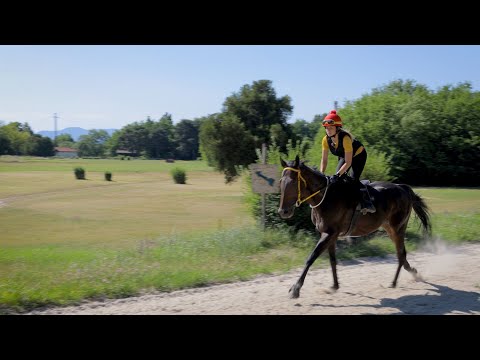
left=329, top=174, right=340, bottom=184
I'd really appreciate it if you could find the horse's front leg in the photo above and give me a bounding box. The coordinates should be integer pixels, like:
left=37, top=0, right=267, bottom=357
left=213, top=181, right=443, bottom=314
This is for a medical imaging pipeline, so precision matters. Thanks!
left=289, top=232, right=333, bottom=299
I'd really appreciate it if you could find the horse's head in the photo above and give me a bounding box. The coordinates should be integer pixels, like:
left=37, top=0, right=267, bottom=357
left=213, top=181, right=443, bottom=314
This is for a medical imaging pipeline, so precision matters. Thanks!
left=278, top=155, right=329, bottom=219
left=278, top=155, right=301, bottom=219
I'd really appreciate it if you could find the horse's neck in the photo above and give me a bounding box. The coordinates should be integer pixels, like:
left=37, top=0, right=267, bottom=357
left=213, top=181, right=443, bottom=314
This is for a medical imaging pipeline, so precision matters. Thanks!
left=302, top=167, right=326, bottom=190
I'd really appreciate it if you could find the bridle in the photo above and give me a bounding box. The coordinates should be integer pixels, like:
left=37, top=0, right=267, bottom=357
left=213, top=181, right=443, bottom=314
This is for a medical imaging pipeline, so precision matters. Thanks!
left=281, top=167, right=330, bottom=208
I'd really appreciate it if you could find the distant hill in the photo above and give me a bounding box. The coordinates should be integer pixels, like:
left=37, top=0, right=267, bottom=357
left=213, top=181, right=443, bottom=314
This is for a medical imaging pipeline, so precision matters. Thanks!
left=37, top=127, right=118, bottom=141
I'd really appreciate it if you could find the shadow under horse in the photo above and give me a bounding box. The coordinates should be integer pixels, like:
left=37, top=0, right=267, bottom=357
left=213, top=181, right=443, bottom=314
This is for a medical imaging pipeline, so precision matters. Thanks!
left=278, top=155, right=432, bottom=299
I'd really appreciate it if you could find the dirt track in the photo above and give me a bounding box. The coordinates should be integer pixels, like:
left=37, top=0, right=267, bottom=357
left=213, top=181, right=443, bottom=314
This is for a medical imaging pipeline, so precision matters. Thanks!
left=27, top=242, right=480, bottom=315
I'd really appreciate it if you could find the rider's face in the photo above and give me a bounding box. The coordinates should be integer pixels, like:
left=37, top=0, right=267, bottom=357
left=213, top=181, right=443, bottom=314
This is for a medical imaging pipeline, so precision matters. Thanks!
left=325, top=126, right=336, bottom=136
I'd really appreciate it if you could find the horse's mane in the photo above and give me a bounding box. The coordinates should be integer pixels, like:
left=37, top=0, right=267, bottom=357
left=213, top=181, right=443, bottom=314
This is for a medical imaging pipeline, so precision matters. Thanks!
left=283, top=158, right=326, bottom=179
left=299, top=160, right=325, bottom=178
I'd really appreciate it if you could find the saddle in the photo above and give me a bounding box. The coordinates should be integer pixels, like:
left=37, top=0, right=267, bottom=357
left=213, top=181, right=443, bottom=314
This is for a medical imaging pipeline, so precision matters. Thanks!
left=360, top=179, right=371, bottom=187
left=358, top=180, right=376, bottom=214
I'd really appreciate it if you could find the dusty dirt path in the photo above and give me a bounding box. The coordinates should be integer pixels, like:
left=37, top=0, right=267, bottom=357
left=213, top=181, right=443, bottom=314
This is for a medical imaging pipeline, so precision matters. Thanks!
left=27, top=242, right=480, bottom=315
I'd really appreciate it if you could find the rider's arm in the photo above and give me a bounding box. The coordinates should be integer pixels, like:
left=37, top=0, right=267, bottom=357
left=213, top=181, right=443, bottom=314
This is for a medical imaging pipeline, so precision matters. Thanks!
left=337, top=136, right=353, bottom=176
left=320, top=136, right=329, bottom=173
left=337, top=151, right=352, bottom=176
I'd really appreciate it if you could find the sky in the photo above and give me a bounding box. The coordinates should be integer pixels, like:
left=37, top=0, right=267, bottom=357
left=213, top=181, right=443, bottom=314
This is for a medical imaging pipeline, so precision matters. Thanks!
left=1, top=45, right=479, bottom=133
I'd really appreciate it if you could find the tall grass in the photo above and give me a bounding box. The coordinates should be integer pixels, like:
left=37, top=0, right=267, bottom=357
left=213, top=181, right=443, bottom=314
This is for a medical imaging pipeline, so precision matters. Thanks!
left=2, top=208, right=479, bottom=314
left=0, top=227, right=314, bottom=313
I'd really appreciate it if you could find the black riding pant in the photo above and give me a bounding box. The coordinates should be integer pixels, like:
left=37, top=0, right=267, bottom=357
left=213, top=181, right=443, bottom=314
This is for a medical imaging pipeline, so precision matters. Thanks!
left=335, top=150, right=367, bottom=181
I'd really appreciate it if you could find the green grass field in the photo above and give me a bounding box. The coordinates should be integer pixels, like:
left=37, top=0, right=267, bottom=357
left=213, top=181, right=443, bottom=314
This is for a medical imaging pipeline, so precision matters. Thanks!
left=1, top=156, right=479, bottom=313
left=0, top=157, right=251, bottom=247
left=0, top=155, right=211, bottom=173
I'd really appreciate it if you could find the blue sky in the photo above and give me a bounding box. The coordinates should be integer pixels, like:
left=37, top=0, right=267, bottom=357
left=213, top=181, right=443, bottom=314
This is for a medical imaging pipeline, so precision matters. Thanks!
left=1, top=45, right=479, bottom=133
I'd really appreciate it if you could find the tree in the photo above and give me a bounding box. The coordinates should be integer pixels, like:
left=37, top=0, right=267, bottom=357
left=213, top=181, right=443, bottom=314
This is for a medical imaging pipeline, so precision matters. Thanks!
left=117, top=122, right=149, bottom=155
left=269, top=124, right=289, bottom=151
left=104, top=130, right=121, bottom=157
left=1, top=122, right=32, bottom=155
left=148, top=126, right=171, bottom=158
left=77, top=130, right=110, bottom=157
left=202, top=79, right=293, bottom=182
left=199, top=113, right=256, bottom=183
left=55, top=134, right=75, bottom=148
left=291, top=119, right=311, bottom=141
left=152, top=113, right=175, bottom=158
left=339, top=79, right=480, bottom=185
left=0, top=124, right=12, bottom=155
left=174, top=119, right=201, bottom=160
left=222, top=79, right=293, bottom=148
left=26, top=134, right=55, bottom=157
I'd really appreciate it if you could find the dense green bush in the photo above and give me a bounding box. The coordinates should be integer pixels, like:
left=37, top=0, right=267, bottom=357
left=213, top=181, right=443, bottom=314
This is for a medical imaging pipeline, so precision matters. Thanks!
left=74, top=167, right=85, bottom=180
left=340, top=80, right=480, bottom=186
left=360, top=149, right=394, bottom=182
left=105, top=171, right=112, bottom=181
left=170, top=167, right=187, bottom=184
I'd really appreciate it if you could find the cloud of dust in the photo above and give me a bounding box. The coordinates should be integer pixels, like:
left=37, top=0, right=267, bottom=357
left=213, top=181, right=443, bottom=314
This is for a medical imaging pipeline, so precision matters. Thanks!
left=417, top=236, right=461, bottom=278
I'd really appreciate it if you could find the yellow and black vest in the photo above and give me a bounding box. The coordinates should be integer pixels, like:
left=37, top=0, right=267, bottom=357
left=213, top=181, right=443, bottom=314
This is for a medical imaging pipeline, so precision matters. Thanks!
left=327, top=130, right=364, bottom=158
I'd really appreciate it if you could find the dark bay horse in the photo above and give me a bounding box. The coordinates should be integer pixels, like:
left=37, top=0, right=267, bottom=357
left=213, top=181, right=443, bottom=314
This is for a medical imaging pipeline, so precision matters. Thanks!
left=278, top=155, right=431, bottom=299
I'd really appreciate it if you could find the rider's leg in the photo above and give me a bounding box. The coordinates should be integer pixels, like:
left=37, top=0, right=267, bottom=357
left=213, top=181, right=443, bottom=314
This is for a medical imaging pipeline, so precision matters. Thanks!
left=351, top=151, right=375, bottom=214
left=359, top=185, right=376, bottom=213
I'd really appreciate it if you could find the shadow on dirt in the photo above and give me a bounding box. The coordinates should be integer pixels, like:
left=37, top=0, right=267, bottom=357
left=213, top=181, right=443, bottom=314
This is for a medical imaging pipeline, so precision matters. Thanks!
left=309, top=282, right=480, bottom=315
left=376, top=282, right=480, bottom=315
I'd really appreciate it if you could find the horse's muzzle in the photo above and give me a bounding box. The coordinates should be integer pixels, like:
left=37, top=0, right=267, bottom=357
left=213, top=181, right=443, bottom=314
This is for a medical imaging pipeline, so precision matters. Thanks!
left=278, top=206, right=295, bottom=219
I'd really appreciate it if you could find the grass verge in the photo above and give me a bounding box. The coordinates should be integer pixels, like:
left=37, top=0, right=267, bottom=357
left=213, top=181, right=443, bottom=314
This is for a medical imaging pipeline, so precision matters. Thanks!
left=2, top=210, right=479, bottom=314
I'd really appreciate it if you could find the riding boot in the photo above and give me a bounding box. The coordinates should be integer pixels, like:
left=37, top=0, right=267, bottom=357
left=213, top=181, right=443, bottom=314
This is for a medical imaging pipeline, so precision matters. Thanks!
left=359, top=186, right=376, bottom=215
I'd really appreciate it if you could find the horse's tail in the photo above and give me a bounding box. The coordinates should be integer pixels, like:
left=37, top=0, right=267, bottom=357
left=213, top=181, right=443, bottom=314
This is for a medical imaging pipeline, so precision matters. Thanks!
left=401, top=185, right=432, bottom=238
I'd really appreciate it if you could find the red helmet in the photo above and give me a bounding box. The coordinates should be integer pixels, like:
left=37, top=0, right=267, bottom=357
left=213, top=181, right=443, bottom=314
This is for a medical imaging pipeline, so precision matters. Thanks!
left=322, top=110, right=342, bottom=127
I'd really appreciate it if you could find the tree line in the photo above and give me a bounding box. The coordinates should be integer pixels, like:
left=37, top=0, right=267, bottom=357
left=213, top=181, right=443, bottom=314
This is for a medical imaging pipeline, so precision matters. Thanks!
left=1, top=78, right=479, bottom=186
left=0, top=114, right=203, bottom=161
left=0, top=122, right=55, bottom=157
left=198, top=79, right=480, bottom=186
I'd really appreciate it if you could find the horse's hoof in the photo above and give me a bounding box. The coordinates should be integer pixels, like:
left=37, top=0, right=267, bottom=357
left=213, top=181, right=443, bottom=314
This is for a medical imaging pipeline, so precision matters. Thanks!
left=289, top=285, right=300, bottom=299
left=324, top=286, right=338, bottom=294
left=389, top=282, right=397, bottom=288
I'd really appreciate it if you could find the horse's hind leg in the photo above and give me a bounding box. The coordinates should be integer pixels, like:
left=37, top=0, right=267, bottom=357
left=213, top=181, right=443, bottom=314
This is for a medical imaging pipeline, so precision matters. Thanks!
left=402, top=249, right=422, bottom=281
left=384, top=223, right=419, bottom=287
left=328, top=242, right=339, bottom=290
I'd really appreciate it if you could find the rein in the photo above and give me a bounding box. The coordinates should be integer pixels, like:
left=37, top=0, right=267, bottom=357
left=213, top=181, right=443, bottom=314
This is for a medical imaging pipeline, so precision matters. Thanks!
left=282, top=167, right=330, bottom=208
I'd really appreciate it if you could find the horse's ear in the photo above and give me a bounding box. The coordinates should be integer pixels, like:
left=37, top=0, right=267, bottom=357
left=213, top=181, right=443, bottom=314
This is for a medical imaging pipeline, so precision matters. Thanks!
left=280, top=157, right=287, bottom=168
left=294, top=154, right=300, bottom=168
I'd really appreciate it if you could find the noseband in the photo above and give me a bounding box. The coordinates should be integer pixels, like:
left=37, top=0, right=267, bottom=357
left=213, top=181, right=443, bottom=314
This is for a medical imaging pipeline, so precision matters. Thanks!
left=281, top=167, right=330, bottom=208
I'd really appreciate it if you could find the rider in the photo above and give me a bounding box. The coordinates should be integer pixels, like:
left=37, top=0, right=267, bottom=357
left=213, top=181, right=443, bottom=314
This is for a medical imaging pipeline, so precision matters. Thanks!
left=319, top=110, right=376, bottom=214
